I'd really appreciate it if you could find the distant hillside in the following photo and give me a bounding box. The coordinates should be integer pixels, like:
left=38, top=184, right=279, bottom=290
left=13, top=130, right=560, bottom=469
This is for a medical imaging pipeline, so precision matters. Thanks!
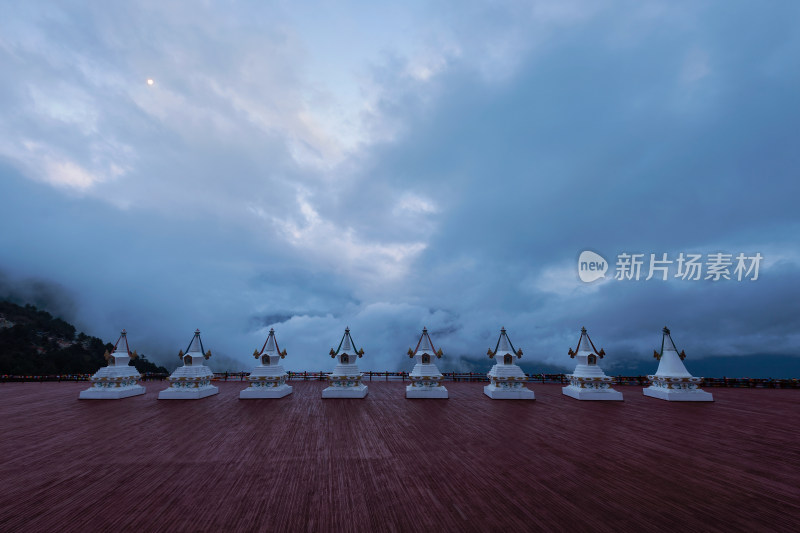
left=604, top=354, right=800, bottom=379
left=0, top=301, right=167, bottom=375
left=445, top=352, right=798, bottom=379
left=443, top=354, right=570, bottom=374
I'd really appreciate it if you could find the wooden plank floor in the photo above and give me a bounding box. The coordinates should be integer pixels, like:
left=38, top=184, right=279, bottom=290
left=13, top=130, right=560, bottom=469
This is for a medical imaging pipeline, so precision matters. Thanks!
left=0, top=381, right=798, bottom=532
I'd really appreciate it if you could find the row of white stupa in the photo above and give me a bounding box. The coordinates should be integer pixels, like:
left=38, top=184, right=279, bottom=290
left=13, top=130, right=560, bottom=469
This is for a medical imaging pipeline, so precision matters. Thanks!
left=79, top=326, right=713, bottom=402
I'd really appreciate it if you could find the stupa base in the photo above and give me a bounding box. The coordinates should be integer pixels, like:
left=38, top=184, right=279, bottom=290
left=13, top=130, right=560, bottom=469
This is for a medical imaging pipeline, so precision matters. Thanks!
left=322, top=384, right=368, bottom=398
left=483, top=384, right=535, bottom=400
left=158, top=385, right=219, bottom=400
left=406, top=385, right=448, bottom=399
left=562, top=386, right=623, bottom=401
left=643, top=387, right=713, bottom=402
left=240, top=384, right=293, bottom=399
left=79, top=385, right=146, bottom=400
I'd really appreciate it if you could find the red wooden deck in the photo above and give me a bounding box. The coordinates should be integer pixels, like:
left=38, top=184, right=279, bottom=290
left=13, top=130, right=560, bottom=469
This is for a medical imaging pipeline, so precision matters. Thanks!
left=0, top=382, right=798, bottom=532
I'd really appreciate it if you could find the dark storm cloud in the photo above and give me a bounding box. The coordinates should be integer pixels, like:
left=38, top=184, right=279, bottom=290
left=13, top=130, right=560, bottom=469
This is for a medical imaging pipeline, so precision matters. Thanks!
left=329, top=1, right=800, bottom=368
left=0, top=1, right=798, bottom=372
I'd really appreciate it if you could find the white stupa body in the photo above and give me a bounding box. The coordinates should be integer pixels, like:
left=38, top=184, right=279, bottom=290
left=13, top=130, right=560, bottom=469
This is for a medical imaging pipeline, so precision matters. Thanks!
left=240, top=328, right=292, bottom=399
left=80, top=330, right=145, bottom=399
left=562, top=328, right=622, bottom=401
left=406, top=328, right=448, bottom=399
left=643, top=327, right=713, bottom=402
left=322, top=328, right=368, bottom=398
left=484, top=328, right=535, bottom=400
left=158, top=330, right=219, bottom=400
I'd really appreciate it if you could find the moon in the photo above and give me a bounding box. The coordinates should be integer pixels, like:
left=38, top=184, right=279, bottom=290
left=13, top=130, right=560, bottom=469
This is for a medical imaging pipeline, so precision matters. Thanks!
left=146, top=78, right=154, bottom=86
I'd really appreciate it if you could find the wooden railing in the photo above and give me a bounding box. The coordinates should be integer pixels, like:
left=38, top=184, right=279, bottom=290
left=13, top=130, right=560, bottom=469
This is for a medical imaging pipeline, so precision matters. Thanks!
left=1, top=373, right=798, bottom=388
left=211, top=372, right=799, bottom=388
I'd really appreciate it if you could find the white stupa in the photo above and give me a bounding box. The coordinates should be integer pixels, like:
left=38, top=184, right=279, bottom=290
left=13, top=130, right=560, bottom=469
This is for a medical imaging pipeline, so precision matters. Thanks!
left=484, top=328, right=535, bottom=400
left=643, top=326, right=713, bottom=402
left=158, top=329, right=219, bottom=400
left=322, top=327, right=368, bottom=398
left=79, top=330, right=145, bottom=399
left=562, top=327, right=623, bottom=401
left=240, top=328, right=292, bottom=399
left=406, top=327, right=448, bottom=399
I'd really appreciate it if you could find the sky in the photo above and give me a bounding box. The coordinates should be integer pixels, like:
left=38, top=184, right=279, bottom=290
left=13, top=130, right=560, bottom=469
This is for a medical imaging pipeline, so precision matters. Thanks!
left=1, top=0, right=799, bottom=373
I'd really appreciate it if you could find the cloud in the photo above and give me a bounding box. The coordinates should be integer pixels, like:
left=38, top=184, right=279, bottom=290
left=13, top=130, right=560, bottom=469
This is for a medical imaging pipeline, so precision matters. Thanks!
left=265, top=188, right=428, bottom=283
left=0, top=1, right=798, bottom=374
left=681, top=47, right=711, bottom=84
left=0, top=270, right=78, bottom=324
left=3, top=140, right=128, bottom=190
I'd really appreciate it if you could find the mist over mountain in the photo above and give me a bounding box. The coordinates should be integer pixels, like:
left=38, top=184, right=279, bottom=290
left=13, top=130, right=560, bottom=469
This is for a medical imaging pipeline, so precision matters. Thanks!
left=2, top=297, right=795, bottom=378
left=0, top=301, right=167, bottom=375
left=602, top=354, right=800, bottom=380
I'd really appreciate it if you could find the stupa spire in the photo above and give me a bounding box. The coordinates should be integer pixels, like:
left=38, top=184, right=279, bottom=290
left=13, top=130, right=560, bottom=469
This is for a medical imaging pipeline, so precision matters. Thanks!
left=656, top=326, right=685, bottom=359
left=185, top=329, right=205, bottom=355
left=112, top=329, right=131, bottom=356
left=568, top=326, right=605, bottom=359
left=257, top=328, right=285, bottom=358
left=488, top=327, right=523, bottom=359
left=329, top=327, right=363, bottom=358
left=408, top=327, right=442, bottom=358
left=651, top=326, right=691, bottom=377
